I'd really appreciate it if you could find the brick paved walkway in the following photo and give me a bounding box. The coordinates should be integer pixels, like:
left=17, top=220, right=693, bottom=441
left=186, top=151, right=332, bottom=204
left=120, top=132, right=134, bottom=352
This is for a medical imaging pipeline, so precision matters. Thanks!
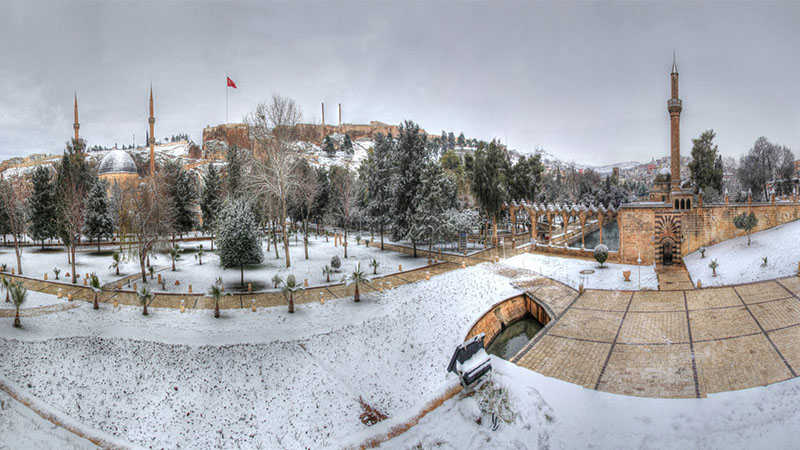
left=512, top=275, right=800, bottom=398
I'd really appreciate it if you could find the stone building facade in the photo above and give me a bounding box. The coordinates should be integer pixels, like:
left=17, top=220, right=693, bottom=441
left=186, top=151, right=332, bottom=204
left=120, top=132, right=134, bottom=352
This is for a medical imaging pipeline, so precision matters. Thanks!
left=618, top=57, right=800, bottom=266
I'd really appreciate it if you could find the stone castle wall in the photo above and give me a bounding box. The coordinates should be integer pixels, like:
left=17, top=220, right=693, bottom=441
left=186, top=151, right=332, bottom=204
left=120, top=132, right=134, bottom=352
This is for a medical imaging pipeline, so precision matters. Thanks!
left=202, top=121, right=431, bottom=155
left=619, top=202, right=800, bottom=265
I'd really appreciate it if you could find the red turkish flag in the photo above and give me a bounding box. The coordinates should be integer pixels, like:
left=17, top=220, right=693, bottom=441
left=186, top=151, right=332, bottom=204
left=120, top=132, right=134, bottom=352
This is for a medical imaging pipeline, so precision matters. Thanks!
left=227, top=76, right=237, bottom=88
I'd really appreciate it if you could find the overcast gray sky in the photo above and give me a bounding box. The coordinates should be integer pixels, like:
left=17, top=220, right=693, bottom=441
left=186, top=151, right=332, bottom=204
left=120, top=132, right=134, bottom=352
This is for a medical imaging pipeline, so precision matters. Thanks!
left=1, top=1, right=798, bottom=165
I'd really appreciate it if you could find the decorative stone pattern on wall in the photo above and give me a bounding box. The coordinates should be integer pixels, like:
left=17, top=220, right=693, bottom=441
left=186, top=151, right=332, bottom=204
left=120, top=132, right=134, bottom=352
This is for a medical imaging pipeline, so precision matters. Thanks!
left=654, top=211, right=682, bottom=264
left=619, top=202, right=800, bottom=265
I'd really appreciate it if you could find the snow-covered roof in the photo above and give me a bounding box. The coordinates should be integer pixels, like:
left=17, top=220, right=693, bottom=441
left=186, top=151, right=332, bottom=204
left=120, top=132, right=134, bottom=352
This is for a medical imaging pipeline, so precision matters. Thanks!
left=98, top=150, right=137, bottom=174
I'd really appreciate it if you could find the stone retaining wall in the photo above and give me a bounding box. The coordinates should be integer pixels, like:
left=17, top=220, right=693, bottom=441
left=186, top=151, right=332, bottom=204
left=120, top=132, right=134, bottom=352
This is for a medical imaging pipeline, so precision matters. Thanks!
left=465, top=294, right=551, bottom=348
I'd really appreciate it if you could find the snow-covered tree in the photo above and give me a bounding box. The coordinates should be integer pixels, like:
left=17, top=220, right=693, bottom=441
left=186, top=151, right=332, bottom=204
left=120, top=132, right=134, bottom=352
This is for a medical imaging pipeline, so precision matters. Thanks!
left=163, top=160, right=198, bottom=237
left=216, top=197, right=263, bottom=286
left=201, top=163, right=223, bottom=244
left=55, top=138, right=93, bottom=283
left=366, top=133, right=395, bottom=250
left=28, top=166, right=57, bottom=248
left=470, top=140, right=509, bottom=246
left=409, top=162, right=456, bottom=259
left=83, top=179, right=114, bottom=251
left=457, top=132, right=466, bottom=148
left=391, top=121, right=433, bottom=257
left=342, top=134, right=354, bottom=154
left=323, top=135, right=336, bottom=157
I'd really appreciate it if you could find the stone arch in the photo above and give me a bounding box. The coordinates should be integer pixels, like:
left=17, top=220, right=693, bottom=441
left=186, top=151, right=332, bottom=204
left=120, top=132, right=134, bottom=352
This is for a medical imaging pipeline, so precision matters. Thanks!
left=674, top=199, right=679, bottom=210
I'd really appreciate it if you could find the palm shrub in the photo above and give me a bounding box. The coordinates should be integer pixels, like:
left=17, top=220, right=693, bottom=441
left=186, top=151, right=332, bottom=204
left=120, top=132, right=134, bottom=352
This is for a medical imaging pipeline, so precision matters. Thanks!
left=272, top=274, right=283, bottom=289
left=346, top=263, right=370, bottom=303
left=281, top=274, right=304, bottom=313
left=169, top=244, right=182, bottom=271
left=195, top=245, right=205, bottom=265
left=593, top=244, right=609, bottom=268
left=355, top=234, right=362, bottom=245
left=109, top=252, right=122, bottom=276
left=10, top=281, right=27, bottom=328
left=699, top=247, right=706, bottom=258
left=207, top=277, right=227, bottom=318
left=762, top=256, right=768, bottom=267
left=369, top=258, right=380, bottom=275
left=137, top=285, right=153, bottom=316
left=53, top=267, right=61, bottom=280
left=89, top=273, right=101, bottom=309
left=331, top=255, right=342, bottom=271
left=1, top=276, right=10, bottom=302
left=709, top=259, right=719, bottom=277
left=148, top=266, right=155, bottom=279
left=0, top=263, right=6, bottom=273
left=322, top=265, right=334, bottom=282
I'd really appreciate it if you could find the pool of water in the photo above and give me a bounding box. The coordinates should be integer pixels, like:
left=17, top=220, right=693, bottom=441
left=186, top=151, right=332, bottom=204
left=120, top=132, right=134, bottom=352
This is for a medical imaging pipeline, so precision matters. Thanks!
left=569, top=220, right=619, bottom=251
left=485, top=316, right=544, bottom=359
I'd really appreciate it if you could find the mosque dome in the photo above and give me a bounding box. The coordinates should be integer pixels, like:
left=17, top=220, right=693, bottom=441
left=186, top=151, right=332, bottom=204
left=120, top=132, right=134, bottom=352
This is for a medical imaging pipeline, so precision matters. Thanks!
left=98, top=150, right=137, bottom=175
left=654, top=167, right=671, bottom=183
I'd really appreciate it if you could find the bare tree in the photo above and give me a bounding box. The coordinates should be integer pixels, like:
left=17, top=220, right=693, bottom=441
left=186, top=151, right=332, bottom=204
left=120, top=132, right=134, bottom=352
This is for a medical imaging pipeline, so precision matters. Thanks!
left=0, top=177, right=31, bottom=275
left=330, top=163, right=361, bottom=258
left=125, top=177, right=175, bottom=283
left=244, top=94, right=303, bottom=268
left=291, top=160, right=319, bottom=259
left=58, top=179, right=88, bottom=284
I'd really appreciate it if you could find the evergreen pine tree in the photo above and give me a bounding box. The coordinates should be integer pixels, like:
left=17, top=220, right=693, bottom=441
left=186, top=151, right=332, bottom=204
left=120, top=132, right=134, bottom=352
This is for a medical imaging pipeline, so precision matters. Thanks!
left=164, top=160, right=198, bottom=237
left=470, top=140, right=509, bottom=246
left=366, top=133, right=396, bottom=249
left=201, top=164, right=223, bottom=235
left=323, top=135, right=336, bottom=157
left=447, top=132, right=456, bottom=150
left=83, top=179, right=114, bottom=251
left=391, top=121, right=432, bottom=257
left=689, top=129, right=724, bottom=194
left=28, top=166, right=57, bottom=247
left=410, top=162, right=456, bottom=259
left=457, top=132, right=466, bottom=148
left=216, top=197, right=264, bottom=286
left=226, top=145, right=245, bottom=197
left=342, top=134, right=354, bottom=154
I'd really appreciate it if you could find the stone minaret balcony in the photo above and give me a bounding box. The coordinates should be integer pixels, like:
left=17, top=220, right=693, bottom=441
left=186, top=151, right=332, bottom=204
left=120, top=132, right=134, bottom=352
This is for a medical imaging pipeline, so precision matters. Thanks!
left=667, top=98, right=682, bottom=113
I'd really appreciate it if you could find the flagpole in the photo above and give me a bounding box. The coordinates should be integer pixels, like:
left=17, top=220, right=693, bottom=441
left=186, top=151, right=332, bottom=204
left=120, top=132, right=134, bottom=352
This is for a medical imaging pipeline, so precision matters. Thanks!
left=225, top=73, right=228, bottom=124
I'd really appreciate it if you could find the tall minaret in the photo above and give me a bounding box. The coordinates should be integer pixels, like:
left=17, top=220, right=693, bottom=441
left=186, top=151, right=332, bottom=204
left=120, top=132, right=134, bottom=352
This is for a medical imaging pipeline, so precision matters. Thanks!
left=668, top=53, right=682, bottom=191
left=73, top=92, right=80, bottom=142
left=148, top=85, right=156, bottom=177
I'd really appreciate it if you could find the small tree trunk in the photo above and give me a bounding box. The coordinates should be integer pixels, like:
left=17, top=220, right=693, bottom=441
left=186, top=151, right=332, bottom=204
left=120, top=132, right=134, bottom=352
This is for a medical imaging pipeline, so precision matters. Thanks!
left=14, top=309, right=20, bottom=328
left=140, top=252, right=148, bottom=284
left=344, top=228, right=348, bottom=258
left=172, top=258, right=176, bottom=271
left=116, top=266, right=120, bottom=276
left=93, top=292, right=99, bottom=310
left=412, top=240, right=417, bottom=258
left=354, top=283, right=360, bottom=303
left=143, top=302, right=148, bottom=316
left=214, top=299, right=220, bottom=318
left=240, top=264, right=244, bottom=286
left=70, top=245, right=77, bottom=284
left=380, top=224, right=384, bottom=251
left=288, top=293, right=295, bottom=313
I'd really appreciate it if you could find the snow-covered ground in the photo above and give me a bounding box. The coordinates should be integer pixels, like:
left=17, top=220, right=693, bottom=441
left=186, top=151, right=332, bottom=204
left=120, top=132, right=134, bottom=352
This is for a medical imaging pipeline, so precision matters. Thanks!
left=0, top=264, right=525, bottom=449
left=503, top=252, right=658, bottom=290
left=135, top=234, right=427, bottom=293
left=0, top=290, right=68, bottom=309
left=374, top=357, right=800, bottom=450
left=685, top=219, right=800, bottom=287
left=0, top=389, right=94, bottom=450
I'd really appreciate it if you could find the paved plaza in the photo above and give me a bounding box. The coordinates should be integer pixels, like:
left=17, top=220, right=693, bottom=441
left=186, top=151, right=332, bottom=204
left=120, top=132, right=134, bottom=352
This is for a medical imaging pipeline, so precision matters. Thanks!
left=513, top=274, right=800, bottom=398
